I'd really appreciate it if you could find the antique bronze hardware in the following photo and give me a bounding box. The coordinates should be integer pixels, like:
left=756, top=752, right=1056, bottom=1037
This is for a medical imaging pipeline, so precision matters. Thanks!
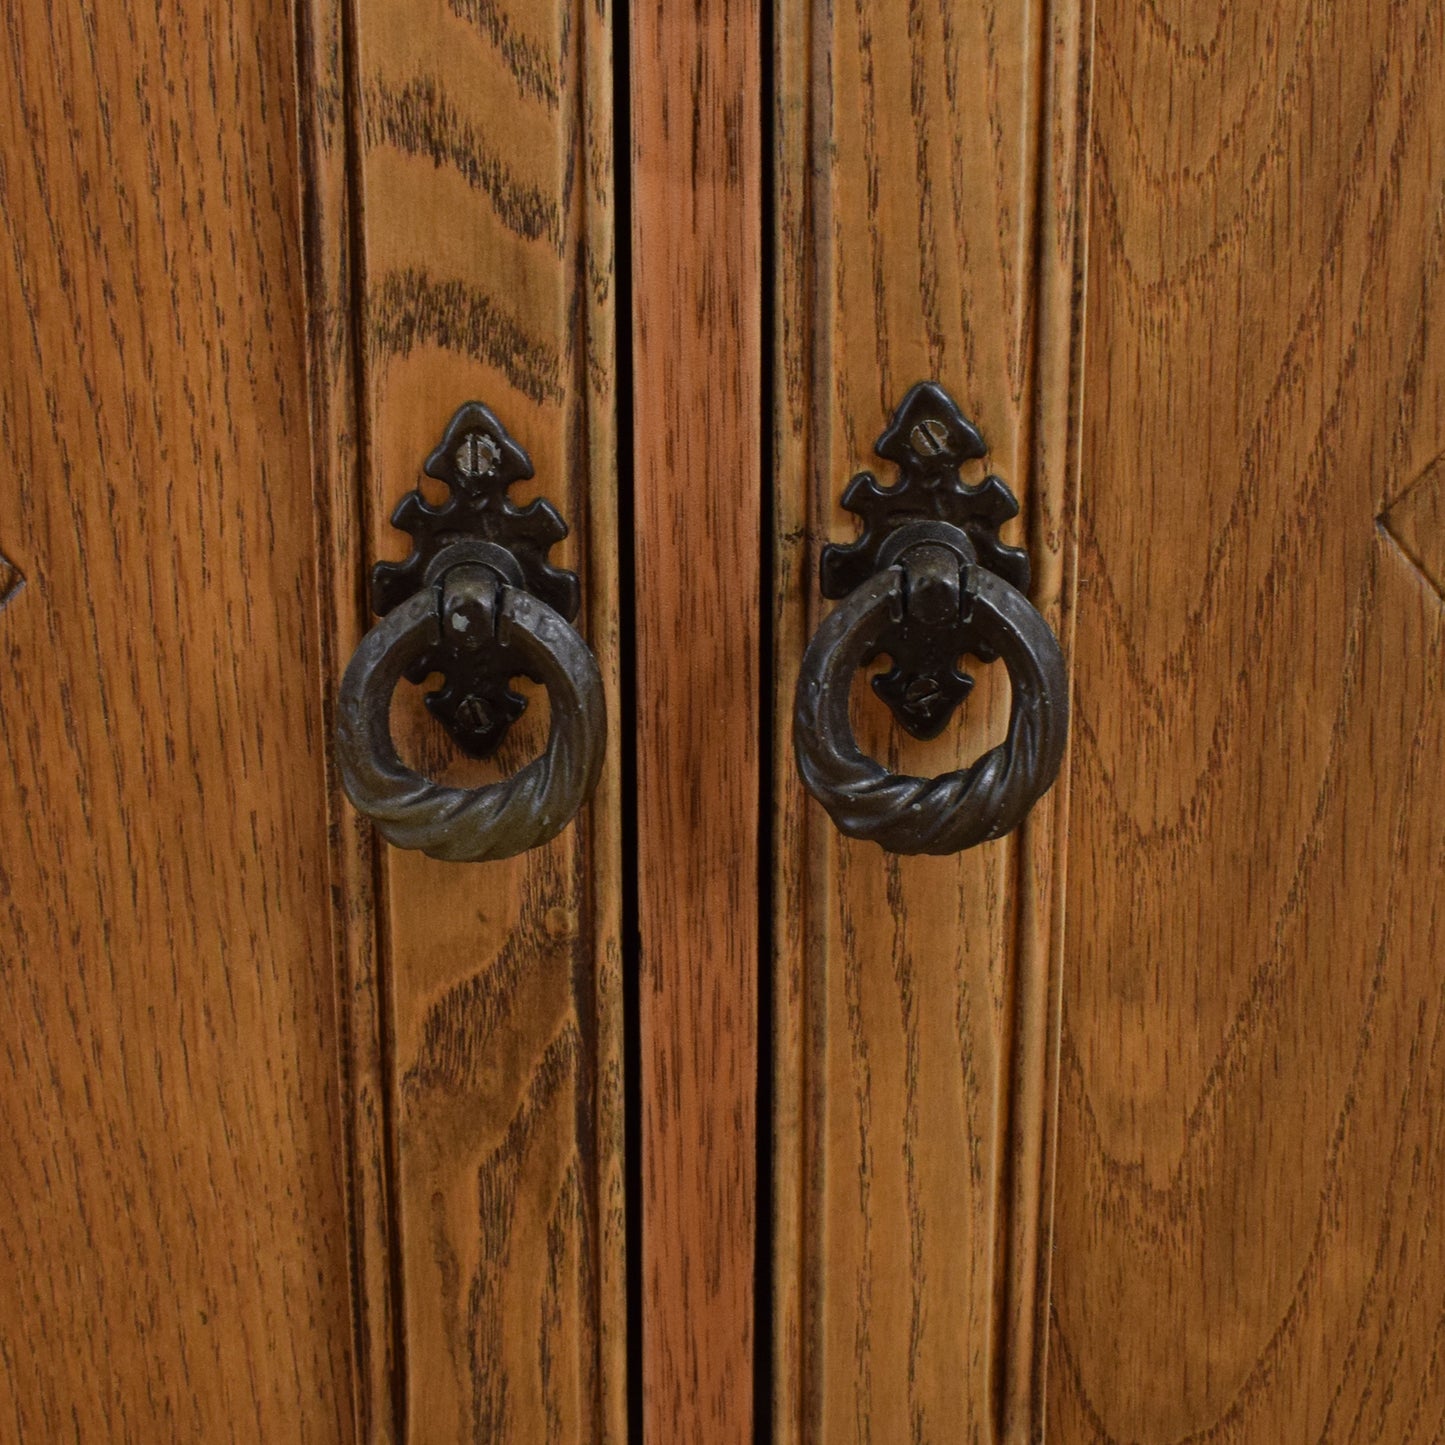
left=794, top=382, right=1068, bottom=854
left=335, top=402, right=604, bottom=861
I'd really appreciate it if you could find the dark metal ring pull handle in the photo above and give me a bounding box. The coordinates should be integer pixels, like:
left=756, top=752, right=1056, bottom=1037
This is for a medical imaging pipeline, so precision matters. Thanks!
left=793, top=382, right=1068, bottom=855
left=335, top=402, right=604, bottom=862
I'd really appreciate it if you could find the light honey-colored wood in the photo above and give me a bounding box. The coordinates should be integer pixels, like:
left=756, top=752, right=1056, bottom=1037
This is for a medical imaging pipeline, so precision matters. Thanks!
left=632, top=2, right=763, bottom=1441
left=313, top=0, right=627, bottom=1439
left=0, top=0, right=355, bottom=1436
left=772, top=2, right=1091, bottom=1441
left=1048, top=0, right=1445, bottom=1439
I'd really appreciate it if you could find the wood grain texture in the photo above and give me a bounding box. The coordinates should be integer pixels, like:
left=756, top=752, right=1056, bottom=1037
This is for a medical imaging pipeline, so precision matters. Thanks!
left=632, top=2, right=762, bottom=1441
left=0, top=0, right=357, bottom=1437
left=1049, top=0, right=1445, bottom=1439
left=772, top=1, right=1089, bottom=1440
left=314, top=0, right=625, bottom=1439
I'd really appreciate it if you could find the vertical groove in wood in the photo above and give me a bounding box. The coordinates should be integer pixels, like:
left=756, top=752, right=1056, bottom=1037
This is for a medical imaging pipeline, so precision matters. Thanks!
left=578, top=2, right=627, bottom=1437
left=295, top=0, right=401, bottom=1434
left=770, top=3, right=815, bottom=1440
left=310, top=0, right=624, bottom=1437
left=631, top=2, right=763, bottom=1441
left=996, top=2, right=1094, bottom=1439
left=772, top=1, right=1091, bottom=1440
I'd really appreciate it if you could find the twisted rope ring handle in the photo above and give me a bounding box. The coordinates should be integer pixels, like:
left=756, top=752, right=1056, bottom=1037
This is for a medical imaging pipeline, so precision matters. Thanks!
left=794, top=564, right=1068, bottom=855
left=336, top=568, right=604, bottom=862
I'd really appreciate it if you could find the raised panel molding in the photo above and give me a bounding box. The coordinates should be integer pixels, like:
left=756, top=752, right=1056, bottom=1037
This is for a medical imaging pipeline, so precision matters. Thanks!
left=0, top=548, right=23, bottom=611
left=1381, top=456, right=1445, bottom=600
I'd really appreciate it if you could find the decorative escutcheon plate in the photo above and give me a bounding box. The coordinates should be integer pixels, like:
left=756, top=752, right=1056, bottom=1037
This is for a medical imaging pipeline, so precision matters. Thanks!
left=371, top=402, right=580, bottom=758
left=819, top=380, right=1031, bottom=739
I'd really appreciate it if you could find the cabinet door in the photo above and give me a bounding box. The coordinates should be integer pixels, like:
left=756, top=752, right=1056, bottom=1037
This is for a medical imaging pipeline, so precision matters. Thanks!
left=0, top=0, right=625, bottom=1440
left=772, top=2, right=1445, bottom=1444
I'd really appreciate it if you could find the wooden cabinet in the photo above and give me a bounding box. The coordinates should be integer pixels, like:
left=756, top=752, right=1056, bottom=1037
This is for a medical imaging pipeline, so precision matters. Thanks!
left=3, top=0, right=1442, bottom=1442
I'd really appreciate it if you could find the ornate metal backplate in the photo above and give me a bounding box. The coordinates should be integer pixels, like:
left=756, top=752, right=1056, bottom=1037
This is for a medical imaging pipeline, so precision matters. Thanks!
left=820, top=381, right=1031, bottom=739
left=371, top=401, right=580, bottom=758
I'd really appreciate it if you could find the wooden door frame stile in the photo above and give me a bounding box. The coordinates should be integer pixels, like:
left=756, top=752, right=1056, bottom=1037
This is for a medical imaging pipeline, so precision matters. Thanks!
left=294, top=0, right=398, bottom=1434
left=631, top=2, right=765, bottom=1442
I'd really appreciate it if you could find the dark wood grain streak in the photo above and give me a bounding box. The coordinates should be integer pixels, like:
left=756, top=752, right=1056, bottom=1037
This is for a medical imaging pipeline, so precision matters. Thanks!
left=341, top=0, right=626, bottom=1438
left=0, top=0, right=357, bottom=1435
left=632, top=2, right=763, bottom=1442
left=362, top=79, right=566, bottom=248
left=772, top=1, right=1090, bottom=1440
left=1048, top=0, right=1445, bottom=1438
left=444, top=0, right=562, bottom=109
left=368, top=268, right=564, bottom=405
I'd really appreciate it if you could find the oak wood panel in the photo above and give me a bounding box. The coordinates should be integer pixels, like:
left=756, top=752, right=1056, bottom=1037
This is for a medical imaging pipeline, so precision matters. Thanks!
left=772, top=2, right=1090, bottom=1440
left=1049, top=1, right=1445, bottom=1439
left=632, top=2, right=762, bottom=1441
left=0, top=0, right=356, bottom=1437
left=327, top=0, right=625, bottom=1439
